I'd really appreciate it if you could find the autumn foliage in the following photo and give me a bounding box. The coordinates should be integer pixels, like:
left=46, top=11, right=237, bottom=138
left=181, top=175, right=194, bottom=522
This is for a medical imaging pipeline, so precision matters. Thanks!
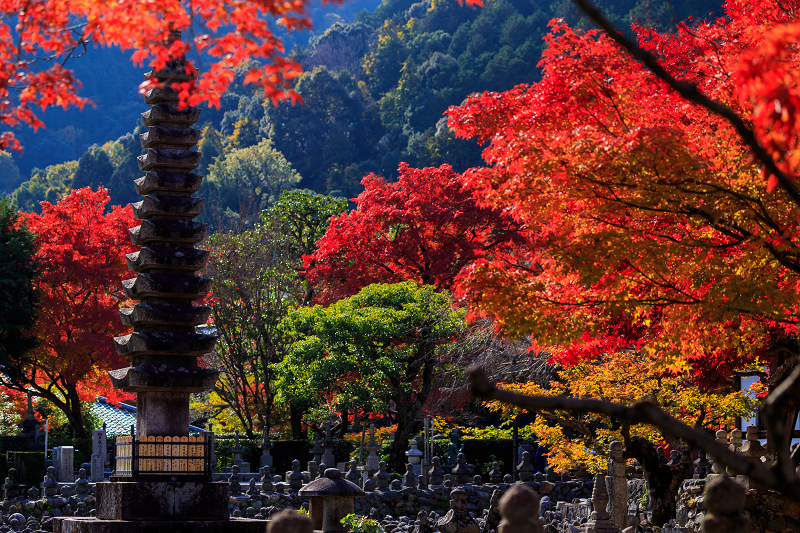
left=0, top=0, right=339, bottom=151
left=447, top=0, right=800, bottom=381
left=12, top=188, right=136, bottom=436
left=306, top=163, right=524, bottom=304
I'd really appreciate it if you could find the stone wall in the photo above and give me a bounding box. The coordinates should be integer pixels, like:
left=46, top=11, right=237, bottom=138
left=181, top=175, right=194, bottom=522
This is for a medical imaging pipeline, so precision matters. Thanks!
left=353, top=480, right=593, bottom=518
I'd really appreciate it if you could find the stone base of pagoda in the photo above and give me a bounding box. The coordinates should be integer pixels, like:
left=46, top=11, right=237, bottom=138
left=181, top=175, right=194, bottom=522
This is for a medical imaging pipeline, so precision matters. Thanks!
left=54, top=518, right=265, bottom=533
left=96, top=481, right=229, bottom=521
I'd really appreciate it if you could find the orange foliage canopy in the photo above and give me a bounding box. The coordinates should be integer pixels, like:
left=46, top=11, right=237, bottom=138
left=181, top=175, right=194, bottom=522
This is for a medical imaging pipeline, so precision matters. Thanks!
left=447, top=0, right=800, bottom=379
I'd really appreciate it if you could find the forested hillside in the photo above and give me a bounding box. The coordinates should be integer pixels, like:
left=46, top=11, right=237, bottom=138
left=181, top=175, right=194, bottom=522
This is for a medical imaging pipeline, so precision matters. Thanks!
left=3, top=0, right=722, bottom=221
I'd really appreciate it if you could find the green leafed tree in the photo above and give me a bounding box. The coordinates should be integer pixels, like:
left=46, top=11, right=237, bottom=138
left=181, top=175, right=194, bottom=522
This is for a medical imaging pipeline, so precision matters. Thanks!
left=275, top=281, right=466, bottom=471
left=71, top=147, right=114, bottom=191
left=206, top=190, right=347, bottom=437
left=0, top=199, right=38, bottom=384
left=203, top=138, right=302, bottom=231
left=0, top=152, right=21, bottom=193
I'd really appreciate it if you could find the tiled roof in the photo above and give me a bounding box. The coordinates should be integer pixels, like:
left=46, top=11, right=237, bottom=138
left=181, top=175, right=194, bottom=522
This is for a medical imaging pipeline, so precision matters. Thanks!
left=91, top=397, right=204, bottom=436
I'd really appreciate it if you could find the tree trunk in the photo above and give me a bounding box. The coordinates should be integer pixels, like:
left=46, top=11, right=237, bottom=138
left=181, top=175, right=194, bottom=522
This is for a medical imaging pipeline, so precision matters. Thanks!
left=388, top=389, right=422, bottom=473
left=64, top=385, right=86, bottom=439
left=626, top=437, right=692, bottom=527
left=290, top=403, right=305, bottom=439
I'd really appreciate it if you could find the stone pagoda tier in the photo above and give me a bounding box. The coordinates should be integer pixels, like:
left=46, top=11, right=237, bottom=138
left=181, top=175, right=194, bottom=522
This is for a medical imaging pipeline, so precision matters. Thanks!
left=108, top=60, right=218, bottom=437
left=54, top=41, right=263, bottom=533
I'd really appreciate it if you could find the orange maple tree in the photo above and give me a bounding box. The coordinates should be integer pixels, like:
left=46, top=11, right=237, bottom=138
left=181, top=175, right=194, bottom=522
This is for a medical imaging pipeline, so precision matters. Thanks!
left=448, top=0, right=800, bottom=381
left=5, top=188, right=136, bottom=437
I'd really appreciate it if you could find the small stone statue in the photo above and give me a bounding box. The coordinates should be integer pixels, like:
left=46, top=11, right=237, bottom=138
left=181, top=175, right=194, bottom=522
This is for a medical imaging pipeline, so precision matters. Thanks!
left=404, top=463, right=418, bottom=488
left=260, top=466, right=274, bottom=492
left=693, top=450, right=710, bottom=479
left=701, top=475, right=750, bottom=533
left=414, top=510, right=434, bottom=533
left=452, top=452, right=471, bottom=484
left=345, top=460, right=361, bottom=486
left=517, top=450, right=535, bottom=482
left=43, top=466, right=59, bottom=497
left=75, top=468, right=90, bottom=496
left=248, top=478, right=260, bottom=496
left=229, top=464, right=243, bottom=495
left=289, top=459, right=304, bottom=490
left=3, top=468, right=20, bottom=500
left=488, top=462, right=503, bottom=484
left=429, top=456, right=445, bottom=486
left=436, top=487, right=479, bottom=533
left=498, top=484, right=544, bottom=533
left=374, top=461, right=390, bottom=490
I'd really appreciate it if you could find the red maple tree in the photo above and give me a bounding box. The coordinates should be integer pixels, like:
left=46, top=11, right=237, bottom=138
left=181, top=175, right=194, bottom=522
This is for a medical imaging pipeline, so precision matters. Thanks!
left=305, top=163, right=525, bottom=303
left=7, top=188, right=136, bottom=437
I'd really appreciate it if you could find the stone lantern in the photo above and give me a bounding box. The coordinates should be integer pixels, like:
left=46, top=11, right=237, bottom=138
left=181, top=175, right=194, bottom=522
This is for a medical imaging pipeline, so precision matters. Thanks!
left=299, top=468, right=364, bottom=532
left=406, top=440, right=424, bottom=476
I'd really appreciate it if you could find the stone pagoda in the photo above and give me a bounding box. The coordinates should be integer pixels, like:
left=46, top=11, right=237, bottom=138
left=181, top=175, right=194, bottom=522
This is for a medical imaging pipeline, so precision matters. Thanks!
left=55, top=36, right=262, bottom=533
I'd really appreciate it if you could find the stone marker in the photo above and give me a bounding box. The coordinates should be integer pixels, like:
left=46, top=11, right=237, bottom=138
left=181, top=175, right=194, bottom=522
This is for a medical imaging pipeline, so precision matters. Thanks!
left=606, top=441, right=627, bottom=530
left=321, top=422, right=336, bottom=468
left=91, top=429, right=106, bottom=482
left=364, top=424, right=380, bottom=479
left=710, top=429, right=728, bottom=475
left=582, top=473, right=618, bottom=533
left=406, top=440, right=424, bottom=476
left=260, top=428, right=274, bottom=471
left=54, top=446, right=75, bottom=482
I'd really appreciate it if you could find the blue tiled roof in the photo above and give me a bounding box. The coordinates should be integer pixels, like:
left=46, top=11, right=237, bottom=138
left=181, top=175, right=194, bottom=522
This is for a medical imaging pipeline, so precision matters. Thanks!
left=91, top=397, right=205, bottom=436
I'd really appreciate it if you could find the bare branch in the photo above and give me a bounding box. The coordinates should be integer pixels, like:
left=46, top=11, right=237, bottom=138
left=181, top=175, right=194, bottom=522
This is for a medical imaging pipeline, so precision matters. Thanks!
left=469, top=366, right=800, bottom=496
